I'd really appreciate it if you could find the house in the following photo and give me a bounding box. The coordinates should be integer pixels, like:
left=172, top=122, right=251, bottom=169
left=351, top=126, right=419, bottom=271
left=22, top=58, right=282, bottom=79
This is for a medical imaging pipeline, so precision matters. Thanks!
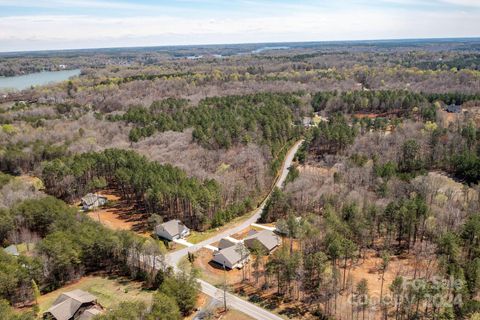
left=3, top=244, right=19, bottom=256
left=80, top=193, right=107, bottom=211
left=217, top=237, right=238, bottom=250
left=43, top=289, right=103, bottom=320
left=302, top=117, right=313, bottom=127
left=446, top=105, right=462, bottom=113
left=243, top=230, right=281, bottom=254
left=211, top=243, right=250, bottom=269
left=154, top=219, right=190, bottom=241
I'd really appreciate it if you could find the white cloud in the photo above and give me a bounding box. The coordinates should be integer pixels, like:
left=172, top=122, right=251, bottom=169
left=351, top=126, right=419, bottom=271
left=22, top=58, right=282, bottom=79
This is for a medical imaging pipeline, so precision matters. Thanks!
left=440, top=0, right=480, bottom=7
left=0, top=3, right=479, bottom=51
left=0, top=0, right=161, bottom=10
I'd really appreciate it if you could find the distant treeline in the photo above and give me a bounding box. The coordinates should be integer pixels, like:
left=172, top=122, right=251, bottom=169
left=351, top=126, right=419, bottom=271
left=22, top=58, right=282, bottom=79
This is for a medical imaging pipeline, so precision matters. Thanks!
left=97, top=72, right=192, bottom=86
left=109, top=93, right=302, bottom=154
left=312, top=90, right=480, bottom=114
left=402, top=54, right=480, bottom=71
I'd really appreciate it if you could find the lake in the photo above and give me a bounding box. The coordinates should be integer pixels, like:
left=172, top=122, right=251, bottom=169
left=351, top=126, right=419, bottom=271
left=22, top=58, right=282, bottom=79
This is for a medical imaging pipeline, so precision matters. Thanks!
left=0, top=69, right=81, bottom=91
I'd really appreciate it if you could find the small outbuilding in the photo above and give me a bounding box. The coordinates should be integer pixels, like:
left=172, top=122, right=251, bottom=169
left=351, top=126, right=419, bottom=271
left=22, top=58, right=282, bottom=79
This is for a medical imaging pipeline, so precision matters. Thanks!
left=154, top=219, right=190, bottom=241
left=43, top=289, right=103, bottom=320
left=3, top=244, right=19, bottom=256
left=445, top=105, right=462, bottom=113
left=212, top=243, right=249, bottom=269
left=81, top=193, right=107, bottom=211
left=244, top=230, right=281, bottom=254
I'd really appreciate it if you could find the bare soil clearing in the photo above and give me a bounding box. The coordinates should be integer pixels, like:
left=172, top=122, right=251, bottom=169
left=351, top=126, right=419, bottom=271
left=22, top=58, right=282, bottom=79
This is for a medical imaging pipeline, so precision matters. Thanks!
left=85, top=191, right=151, bottom=236
left=193, top=248, right=246, bottom=286
left=225, top=243, right=437, bottom=320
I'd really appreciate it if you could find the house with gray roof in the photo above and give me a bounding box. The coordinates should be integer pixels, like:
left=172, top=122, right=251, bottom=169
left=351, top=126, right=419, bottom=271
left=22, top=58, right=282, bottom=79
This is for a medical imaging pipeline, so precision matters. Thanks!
left=218, top=238, right=236, bottom=250
left=445, top=104, right=462, bottom=113
left=3, top=244, right=19, bottom=256
left=244, top=230, right=281, bottom=254
left=212, top=243, right=249, bottom=269
left=154, top=219, right=190, bottom=241
left=43, top=289, right=103, bottom=320
left=81, top=193, right=107, bottom=211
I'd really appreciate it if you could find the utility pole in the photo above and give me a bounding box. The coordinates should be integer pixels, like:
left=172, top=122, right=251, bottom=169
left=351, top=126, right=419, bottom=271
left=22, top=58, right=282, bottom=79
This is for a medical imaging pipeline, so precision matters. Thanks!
left=223, top=260, right=227, bottom=312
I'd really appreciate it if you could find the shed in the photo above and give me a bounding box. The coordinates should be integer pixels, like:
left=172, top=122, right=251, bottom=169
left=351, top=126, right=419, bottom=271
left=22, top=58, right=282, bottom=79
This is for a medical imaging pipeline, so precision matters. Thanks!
left=446, top=105, right=462, bottom=113
left=81, top=193, right=107, bottom=211
left=3, top=244, right=19, bottom=256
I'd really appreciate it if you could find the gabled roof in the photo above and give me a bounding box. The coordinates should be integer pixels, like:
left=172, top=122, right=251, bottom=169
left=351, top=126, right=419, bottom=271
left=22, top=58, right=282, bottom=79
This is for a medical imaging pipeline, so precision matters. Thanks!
left=77, top=307, right=102, bottom=320
left=244, top=230, right=280, bottom=251
left=218, top=238, right=236, bottom=250
left=46, top=290, right=97, bottom=320
left=81, top=193, right=106, bottom=206
left=3, top=244, right=19, bottom=256
left=213, top=243, right=248, bottom=265
left=158, top=219, right=187, bottom=237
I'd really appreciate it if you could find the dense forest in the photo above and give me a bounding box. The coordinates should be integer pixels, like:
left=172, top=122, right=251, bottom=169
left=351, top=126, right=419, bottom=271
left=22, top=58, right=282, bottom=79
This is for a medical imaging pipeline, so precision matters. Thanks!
left=256, top=91, right=480, bottom=319
left=42, top=149, right=223, bottom=230
left=111, top=93, right=302, bottom=153
left=1, top=40, right=480, bottom=320
left=0, top=195, right=199, bottom=319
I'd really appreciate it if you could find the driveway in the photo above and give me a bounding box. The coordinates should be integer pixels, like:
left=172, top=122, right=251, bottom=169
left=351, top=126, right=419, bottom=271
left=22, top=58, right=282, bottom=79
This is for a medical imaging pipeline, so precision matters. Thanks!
left=166, top=140, right=303, bottom=267
left=162, top=140, right=303, bottom=319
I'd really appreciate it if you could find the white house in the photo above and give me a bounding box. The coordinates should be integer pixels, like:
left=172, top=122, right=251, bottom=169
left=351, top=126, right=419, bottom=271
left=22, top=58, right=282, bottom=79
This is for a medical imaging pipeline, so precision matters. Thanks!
left=211, top=243, right=250, bottom=269
left=81, top=193, right=107, bottom=211
left=154, top=219, right=190, bottom=241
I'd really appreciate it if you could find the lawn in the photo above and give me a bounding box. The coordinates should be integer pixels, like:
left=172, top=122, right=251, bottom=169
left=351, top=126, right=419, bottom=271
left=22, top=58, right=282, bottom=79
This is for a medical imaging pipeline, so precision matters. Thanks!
left=37, top=275, right=153, bottom=316
left=186, top=205, right=261, bottom=244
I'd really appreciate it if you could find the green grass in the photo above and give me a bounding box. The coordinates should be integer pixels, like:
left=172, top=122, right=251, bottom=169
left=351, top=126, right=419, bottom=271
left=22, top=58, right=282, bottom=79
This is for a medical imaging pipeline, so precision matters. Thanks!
left=15, top=243, right=35, bottom=254
left=37, top=275, right=153, bottom=316
left=187, top=229, right=219, bottom=244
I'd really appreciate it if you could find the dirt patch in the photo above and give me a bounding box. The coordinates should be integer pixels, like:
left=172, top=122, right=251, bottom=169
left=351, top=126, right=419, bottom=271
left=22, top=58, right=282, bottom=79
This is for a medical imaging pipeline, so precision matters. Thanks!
left=298, top=164, right=336, bottom=177
left=86, top=191, right=150, bottom=236
left=230, top=227, right=255, bottom=241
left=231, top=245, right=437, bottom=320
left=193, top=248, right=247, bottom=286
left=217, top=309, right=254, bottom=320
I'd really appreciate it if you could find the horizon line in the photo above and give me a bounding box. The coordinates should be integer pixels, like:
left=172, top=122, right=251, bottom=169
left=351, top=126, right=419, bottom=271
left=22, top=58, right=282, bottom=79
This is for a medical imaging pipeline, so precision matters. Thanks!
left=2, top=36, right=480, bottom=55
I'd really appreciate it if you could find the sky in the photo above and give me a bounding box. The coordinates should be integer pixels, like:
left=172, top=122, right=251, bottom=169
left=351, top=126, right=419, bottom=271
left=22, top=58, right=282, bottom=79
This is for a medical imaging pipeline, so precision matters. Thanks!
left=0, top=0, right=479, bottom=52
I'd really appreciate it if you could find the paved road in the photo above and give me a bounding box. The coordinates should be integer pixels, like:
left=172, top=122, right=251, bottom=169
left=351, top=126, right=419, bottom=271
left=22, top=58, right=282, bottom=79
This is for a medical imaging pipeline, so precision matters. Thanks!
left=199, top=280, right=284, bottom=320
left=163, top=140, right=303, bottom=320
left=166, top=140, right=303, bottom=267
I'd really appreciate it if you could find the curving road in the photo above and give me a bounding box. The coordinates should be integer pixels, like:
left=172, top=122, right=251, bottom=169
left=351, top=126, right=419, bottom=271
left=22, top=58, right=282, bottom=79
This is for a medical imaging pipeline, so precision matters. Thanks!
left=166, top=140, right=303, bottom=268
left=164, top=140, right=304, bottom=320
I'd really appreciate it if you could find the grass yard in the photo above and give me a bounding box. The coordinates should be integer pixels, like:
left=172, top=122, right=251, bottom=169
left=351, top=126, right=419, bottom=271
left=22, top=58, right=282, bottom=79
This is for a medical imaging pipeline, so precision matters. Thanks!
left=186, top=206, right=261, bottom=244
left=37, top=275, right=153, bottom=316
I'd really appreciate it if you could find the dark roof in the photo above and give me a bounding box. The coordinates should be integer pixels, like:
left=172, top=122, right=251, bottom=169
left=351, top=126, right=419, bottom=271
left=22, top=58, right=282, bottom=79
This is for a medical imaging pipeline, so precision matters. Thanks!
left=46, top=290, right=97, bottom=320
left=446, top=105, right=462, bottom=113
left=218, top=238, right=236, bottom=250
